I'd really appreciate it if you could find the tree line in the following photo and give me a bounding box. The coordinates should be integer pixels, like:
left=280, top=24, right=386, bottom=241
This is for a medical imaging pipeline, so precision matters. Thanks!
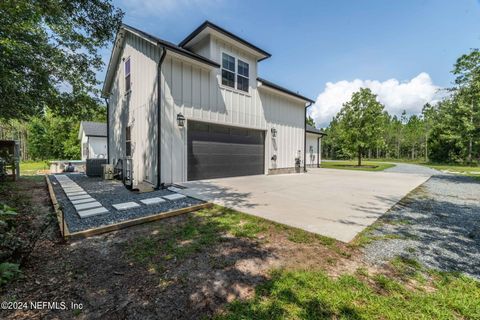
left=321, top=49, right=480, bottom=165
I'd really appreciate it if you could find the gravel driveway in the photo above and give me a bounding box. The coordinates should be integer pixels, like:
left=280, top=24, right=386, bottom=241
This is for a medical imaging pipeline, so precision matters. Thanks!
left=362, top=168, right=480, bottom=279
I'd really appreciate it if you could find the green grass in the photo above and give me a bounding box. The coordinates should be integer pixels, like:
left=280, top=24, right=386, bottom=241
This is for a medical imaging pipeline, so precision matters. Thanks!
left=125, top=205, right=344, bottom=268
left=320, top=160, right=395, bottom=172
left=423, top=163, right=480, bottom=177
left=19, top=161, right=49, bottom=176
left=216, top=263, right=480, bottom=319
left=125, top=206, right=272, bottom=266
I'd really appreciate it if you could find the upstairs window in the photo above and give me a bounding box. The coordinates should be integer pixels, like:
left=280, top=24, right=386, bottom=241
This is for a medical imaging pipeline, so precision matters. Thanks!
left=221, top=53, right=250, bottom=92
left=237, top=60, right=249, bottom=92
left=125, top=57, right=131, bottom=93
left=221, top=53, right=235, bottom=88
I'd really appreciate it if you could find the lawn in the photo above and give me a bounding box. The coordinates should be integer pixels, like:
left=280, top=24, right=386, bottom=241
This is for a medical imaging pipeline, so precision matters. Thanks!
left=1, top=182, right=478, bottom=319
left=320, top=160, right=395, bottom=171
left=217, top=258, right=480, bottom=319
left=424, top=163, right=480, bottom=177
left=19, top=161, right=49, bottom=176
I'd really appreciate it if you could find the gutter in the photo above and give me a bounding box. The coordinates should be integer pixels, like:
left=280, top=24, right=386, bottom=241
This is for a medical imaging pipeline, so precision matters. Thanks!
left=104, top=97, right=110, bottom=163
left=156, top=47, right=167, bottom=189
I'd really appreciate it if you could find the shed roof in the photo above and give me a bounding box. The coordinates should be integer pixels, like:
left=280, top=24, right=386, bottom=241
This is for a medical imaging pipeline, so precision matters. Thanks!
left=80, top=121, right=107, bottom=137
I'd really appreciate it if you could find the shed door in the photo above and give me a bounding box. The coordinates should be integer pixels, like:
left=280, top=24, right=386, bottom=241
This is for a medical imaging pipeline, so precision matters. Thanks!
left=187, top=121, right=265, bottom=181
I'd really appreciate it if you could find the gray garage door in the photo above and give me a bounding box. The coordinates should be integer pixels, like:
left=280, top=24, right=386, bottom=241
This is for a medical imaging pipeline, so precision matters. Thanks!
left=187, top=121, right=265, bottom=181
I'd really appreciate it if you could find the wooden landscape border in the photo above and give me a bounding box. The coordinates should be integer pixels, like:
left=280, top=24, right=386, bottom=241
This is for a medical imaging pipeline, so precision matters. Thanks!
left=45, top=175, right=212, bottom=241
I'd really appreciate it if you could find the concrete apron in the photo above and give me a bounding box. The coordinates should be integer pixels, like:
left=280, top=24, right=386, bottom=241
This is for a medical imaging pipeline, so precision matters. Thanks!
left=178, top=168, right=431, bottom=242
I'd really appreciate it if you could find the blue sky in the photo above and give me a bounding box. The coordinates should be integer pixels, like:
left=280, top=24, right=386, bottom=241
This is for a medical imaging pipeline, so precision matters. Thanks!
left=104, top=0, right=480, bottom=127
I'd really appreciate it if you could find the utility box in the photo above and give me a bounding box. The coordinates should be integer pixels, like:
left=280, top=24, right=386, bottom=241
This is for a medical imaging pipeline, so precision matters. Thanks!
left=102, top=164, right=114, bottom=180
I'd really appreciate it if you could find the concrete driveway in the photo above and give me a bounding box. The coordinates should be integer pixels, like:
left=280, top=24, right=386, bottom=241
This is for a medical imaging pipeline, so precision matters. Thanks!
left=178, top=167, right=432, bottom=242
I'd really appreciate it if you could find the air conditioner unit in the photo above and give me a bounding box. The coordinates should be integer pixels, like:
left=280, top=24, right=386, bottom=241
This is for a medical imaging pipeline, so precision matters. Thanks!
left=102, top=164, right=115, bottom=180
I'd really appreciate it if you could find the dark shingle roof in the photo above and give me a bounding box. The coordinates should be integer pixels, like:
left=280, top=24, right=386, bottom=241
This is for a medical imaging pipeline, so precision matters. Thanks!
left=81, top=121, right=107, bottom=137
left=257, top=77, right=315, bottom=103
left=306, top=124, right=326, bottom=135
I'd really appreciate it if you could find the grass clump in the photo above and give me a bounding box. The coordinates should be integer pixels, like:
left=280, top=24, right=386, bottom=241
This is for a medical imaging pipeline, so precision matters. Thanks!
left=0, top=262, right=21, bottom=286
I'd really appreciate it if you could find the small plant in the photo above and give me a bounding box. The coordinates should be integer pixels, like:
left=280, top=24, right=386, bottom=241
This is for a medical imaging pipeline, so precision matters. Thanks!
left=0, top=262, right=21, bottom=286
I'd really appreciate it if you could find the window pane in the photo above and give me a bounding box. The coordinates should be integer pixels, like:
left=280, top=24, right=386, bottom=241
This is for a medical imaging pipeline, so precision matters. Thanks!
left=237, top=75, right=249, bottom=92
left=222, top=69, right=235, bottom=88
left=125, top=74, right=131, bottom=92
left=125, top=58, right=130, bottom=75
left=222, top=53, right=235, bottom=72
left=126, top=126, right=131, bottom=140
left=238, top=60, right=249, bottom=77
left=126, top=142, right=131, bottom=157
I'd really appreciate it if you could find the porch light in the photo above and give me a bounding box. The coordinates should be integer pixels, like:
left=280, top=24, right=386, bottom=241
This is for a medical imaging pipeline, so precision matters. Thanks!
left=177, top=113, right=185, bottom=127
left=271, top=128, right=277, bottom=137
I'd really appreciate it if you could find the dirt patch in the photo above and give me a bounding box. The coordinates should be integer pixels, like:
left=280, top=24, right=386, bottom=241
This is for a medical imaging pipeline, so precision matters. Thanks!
left=0, top=179, right=370, bottom=320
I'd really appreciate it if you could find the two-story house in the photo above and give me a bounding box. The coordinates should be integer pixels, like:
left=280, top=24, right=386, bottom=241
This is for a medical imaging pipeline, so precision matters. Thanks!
left=102, top=21, right=315, bottom=188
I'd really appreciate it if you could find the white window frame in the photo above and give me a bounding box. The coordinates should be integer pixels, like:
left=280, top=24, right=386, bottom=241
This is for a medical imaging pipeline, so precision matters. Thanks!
left=220, top=52, right=250, bottom=94
left=124, top=57, right=131, bottom=94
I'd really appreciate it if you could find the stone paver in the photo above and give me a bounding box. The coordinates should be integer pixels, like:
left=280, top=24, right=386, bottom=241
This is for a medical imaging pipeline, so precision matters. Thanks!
left=140, top=197, right=166, bottom=205
left=163, top=193, right=186, bottom=201
left=71, top=198, right=95, bottom=205
left=69, top=194, right=92, bottom=201
left=73, top=201, right=102, bottom=211
left=112, top=202, right=141, bottom=211
left=77, top=207, right=109, bottom=218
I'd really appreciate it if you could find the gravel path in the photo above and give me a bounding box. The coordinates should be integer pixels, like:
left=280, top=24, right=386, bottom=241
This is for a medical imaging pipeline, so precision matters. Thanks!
left=362, top=173, right=480, bottom=279
left=51, top=174, right=204, bottom=232
left=384, top=162, right=442, bottom=175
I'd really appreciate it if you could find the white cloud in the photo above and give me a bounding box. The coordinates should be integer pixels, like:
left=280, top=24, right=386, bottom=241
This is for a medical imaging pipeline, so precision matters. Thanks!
left=310, top=72, right=444, bottom=128
left=118, top=0, right=222, bottom=17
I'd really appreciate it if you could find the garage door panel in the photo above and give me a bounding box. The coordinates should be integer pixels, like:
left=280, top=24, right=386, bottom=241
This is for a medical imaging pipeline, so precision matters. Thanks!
left=188, top=121, right=265, bottom=181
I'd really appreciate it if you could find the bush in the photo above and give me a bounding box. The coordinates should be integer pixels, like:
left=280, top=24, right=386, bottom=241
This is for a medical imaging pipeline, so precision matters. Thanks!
left=0, top=262, right=20, bottom=286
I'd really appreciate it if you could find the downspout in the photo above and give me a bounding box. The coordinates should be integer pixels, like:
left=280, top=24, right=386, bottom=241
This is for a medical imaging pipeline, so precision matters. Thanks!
left=304, top=102, right=313, bottom=172
left=104, top=97, right=110, bottom=163
left=317, top=137, right=320, bottom=168
left=156, top=47, right=167, bottom=189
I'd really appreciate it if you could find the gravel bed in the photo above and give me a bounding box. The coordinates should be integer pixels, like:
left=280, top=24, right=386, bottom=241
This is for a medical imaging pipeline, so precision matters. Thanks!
left=50, top=174, right=204, bottom=233
left=363, top=174, right=480, bottom=279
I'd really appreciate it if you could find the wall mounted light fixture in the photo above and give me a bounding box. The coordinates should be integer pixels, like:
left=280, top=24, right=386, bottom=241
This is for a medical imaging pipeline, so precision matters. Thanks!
left=177, top=113, right=185, bottom=127
left=271, top=128, right=277, bottom=137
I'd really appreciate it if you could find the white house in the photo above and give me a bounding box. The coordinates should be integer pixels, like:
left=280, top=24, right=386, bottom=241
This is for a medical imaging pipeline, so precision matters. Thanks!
left=102, top=21, right=316, bottom=188
left=306, top=124, right=326, bottom=168
left=78, top=121, right=108, bottom=161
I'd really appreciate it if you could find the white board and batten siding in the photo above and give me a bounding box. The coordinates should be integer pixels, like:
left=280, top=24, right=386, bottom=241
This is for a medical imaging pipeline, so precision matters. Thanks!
left=161, top=34, right=306, bottom=184
left=109, top=31, right=307, bottom=185
left=108, top=33, right=161, bottom=185
left=306, top=133, right=321, bottom=167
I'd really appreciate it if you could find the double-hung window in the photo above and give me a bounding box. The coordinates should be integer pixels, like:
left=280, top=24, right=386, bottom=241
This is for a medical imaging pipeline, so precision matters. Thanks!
left=237, top=60, right=249, bottom=92
left=221, top=53, right=249, bottom=93
left=125, top=57, right=131, bottom=93
left=221, top=53, right=235, bottom=88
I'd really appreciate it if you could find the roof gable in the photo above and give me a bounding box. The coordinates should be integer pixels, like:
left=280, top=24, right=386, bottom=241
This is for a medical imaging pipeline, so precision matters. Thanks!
left=179, top=21, right=271, bottom=61
left=102, top=24, right=220, bottom=97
